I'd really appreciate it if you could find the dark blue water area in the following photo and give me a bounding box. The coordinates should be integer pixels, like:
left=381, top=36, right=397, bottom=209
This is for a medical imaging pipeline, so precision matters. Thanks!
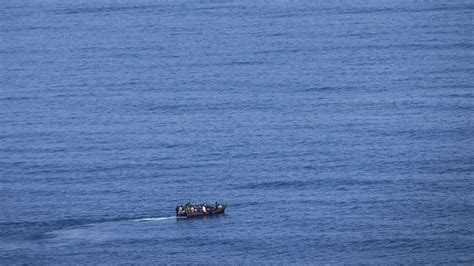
left=1, top=0, right=473, bottom=264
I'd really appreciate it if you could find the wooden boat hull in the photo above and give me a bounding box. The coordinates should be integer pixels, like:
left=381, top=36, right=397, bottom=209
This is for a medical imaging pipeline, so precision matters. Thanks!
left=177, top=205, right=226, bottom=218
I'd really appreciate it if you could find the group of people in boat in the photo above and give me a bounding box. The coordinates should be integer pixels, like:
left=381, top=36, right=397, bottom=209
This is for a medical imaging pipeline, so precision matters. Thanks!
left=176, top=202, right=224, bottom=216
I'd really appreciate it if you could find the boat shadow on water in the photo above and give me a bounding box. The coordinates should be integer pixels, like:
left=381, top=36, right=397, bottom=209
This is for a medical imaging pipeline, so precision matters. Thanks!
left=176, top=213, right=226, bottom=222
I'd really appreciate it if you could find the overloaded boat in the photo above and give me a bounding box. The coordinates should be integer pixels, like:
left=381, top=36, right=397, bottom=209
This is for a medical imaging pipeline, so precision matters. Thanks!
left=176, top=202, right=226, bottom=218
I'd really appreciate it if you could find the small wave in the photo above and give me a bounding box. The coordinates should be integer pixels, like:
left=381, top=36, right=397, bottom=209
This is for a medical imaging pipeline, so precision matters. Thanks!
left=236, top=180, right=312, bottom=190
left=134, top=216, right=183, bottom=222
left=301, top=85, right=357, bottom=92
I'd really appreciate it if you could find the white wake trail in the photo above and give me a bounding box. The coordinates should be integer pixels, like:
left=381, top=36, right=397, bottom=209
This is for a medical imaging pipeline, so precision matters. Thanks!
left=133, top=216, right=185, bottom=222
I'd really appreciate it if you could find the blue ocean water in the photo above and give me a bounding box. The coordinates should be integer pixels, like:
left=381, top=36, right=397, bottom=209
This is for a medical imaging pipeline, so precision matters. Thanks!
left=1, top=1, right=473, bottom=264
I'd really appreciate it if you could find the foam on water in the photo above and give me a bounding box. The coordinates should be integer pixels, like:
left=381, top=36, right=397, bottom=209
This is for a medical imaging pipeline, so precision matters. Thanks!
left=134, top=216, right=182, bottom=222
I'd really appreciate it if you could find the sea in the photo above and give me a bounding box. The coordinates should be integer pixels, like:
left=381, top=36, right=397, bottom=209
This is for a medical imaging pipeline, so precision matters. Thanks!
left=1, top=1, right=473, bottom=264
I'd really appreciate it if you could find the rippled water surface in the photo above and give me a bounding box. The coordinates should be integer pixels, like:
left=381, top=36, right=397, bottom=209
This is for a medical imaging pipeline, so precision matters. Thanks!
left=1, top=1, right=473, bottom=264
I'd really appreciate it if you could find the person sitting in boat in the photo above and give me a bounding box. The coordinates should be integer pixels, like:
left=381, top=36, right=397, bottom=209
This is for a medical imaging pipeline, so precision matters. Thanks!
left=177, top=206, right=185, bottom=216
